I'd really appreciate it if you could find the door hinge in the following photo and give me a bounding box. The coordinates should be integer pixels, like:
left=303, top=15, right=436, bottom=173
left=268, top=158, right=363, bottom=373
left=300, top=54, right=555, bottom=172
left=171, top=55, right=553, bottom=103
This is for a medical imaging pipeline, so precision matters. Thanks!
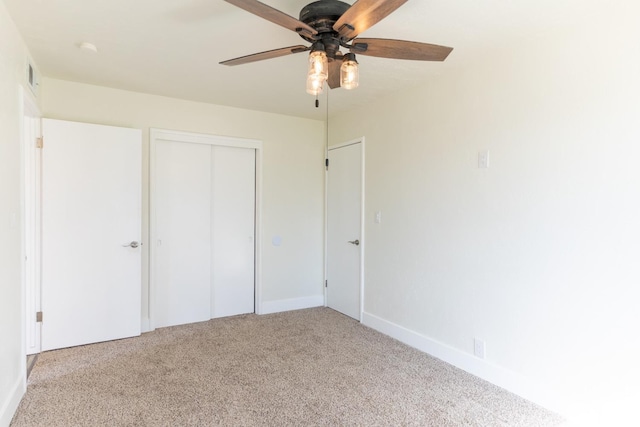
left=36, top=311, right=43, bottom=322
left=325, top=158, right=329, bottom=170
left=325, top=280, right=328, bottom=288
left=36, top=137, right=43, bottom=149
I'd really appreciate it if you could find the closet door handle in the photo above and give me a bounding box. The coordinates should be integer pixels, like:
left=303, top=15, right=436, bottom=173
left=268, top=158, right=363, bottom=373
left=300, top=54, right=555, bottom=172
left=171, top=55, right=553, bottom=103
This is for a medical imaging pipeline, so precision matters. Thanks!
left=122, top=241, right=141, bottom=249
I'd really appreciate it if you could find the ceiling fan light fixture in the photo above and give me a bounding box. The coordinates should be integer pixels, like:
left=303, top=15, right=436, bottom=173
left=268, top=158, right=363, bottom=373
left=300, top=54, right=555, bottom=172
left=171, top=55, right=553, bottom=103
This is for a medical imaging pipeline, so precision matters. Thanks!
left=309, top=51, right=327, bottom=77
left=340, top=52, right=359, bottom=90
left=306, top=43, right=328, bottom=95
left=306, top=72, right=325, bottom=96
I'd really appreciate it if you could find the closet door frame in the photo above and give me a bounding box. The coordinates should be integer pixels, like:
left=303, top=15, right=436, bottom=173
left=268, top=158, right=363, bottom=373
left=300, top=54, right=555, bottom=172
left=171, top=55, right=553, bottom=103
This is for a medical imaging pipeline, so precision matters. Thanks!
left=149, top=128, right=263, bottom=331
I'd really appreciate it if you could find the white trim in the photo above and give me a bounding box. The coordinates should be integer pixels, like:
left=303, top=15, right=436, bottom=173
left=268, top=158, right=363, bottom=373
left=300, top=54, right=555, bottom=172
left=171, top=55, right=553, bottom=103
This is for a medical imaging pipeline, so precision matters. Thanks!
left=328, top=138, right=362, bottom=151
left=323, top=151, right=328, bottom=308
left=148, top=130, right=158, bottom=331
left=22, top=92, right=42, bottom=355
left=325, top=137, right=365, bottom=321
left=151, top=128, right=261, bottom=150
left=253, top=147, right=264, bottom=314
left=358, top=138, right=365, bottom=320
left=361, top=311, right=565, bottom=415
left=260, top=295, right=325, bottom=315
left=141, top=317, right=151, bottom=333
left=149, top=128, right=263, bottom=329
left=0, top=375, right=25, bottom=427
left=13, top=88, right=29, bottom=417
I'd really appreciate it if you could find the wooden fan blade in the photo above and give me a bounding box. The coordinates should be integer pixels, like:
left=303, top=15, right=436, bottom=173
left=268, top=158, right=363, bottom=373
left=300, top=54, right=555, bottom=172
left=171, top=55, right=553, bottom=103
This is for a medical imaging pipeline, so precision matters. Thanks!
left=225, top=0, right=317, bottom=37
left=350, top=38, right=453, bottom=61
left=327, top=57, right=343, bottom=89
left=333, top=0, right=408, bottom=40
left=220, top=45, right=309, bottom=66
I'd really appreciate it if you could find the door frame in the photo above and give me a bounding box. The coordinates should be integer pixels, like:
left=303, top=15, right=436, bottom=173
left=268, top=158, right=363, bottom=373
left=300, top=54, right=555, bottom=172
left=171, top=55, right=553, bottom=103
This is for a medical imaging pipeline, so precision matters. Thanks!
left=325, top=137, right=365, bottom=320
left=149, top=128, right=263, bottom=331
left=21, top=85, right=42, bottom=358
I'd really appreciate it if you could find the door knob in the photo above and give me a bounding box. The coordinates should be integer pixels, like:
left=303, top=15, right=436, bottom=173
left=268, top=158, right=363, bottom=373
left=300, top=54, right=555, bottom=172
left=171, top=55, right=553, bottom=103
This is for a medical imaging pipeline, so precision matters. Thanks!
left=348, top=239, right=360, bottom=246
left=122, top=241, right=141, bottom=248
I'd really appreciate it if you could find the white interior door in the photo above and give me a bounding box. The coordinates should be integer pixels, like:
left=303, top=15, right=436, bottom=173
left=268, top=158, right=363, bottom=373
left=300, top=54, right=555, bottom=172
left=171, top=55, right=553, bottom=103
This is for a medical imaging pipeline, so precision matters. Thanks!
left=327, top=141, right=363, bottom=320
left=154, top=140, right=212, bottom=328
left=41, top=119, right=142, bottom=351
left=211, top=145, right=255, bottom=318
left=152, top=130, right=256, bottom=328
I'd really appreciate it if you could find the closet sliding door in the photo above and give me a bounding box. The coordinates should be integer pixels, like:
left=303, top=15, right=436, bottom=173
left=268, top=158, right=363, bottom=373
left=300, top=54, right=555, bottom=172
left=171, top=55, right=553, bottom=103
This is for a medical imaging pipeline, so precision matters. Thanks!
left=154, top=140, right=212, bottom=328
left=211, top=146, right=255, bottom=319
left=152, top=130, right=258, bottom=329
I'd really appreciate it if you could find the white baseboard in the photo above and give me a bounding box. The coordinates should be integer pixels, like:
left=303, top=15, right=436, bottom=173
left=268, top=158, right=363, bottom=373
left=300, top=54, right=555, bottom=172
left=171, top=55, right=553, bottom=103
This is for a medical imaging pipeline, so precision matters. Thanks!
left=361, top=311, right=565, bottom=416
left=260, top=295, right=324, bottom=315
left=141, top=317, right=151, bottom=333
left=0, top=374, right=25, bottom=427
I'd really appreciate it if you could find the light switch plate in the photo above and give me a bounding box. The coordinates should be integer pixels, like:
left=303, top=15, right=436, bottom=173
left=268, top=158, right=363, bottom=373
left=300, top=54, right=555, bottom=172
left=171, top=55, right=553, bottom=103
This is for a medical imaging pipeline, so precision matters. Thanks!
left=478, top=150, right=490, bottom=169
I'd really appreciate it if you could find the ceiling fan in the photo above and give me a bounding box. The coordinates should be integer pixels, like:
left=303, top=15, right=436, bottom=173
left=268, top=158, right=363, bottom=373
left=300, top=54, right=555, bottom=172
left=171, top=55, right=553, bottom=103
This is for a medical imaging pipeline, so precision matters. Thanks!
left=220, top=0, right=453, bottom=95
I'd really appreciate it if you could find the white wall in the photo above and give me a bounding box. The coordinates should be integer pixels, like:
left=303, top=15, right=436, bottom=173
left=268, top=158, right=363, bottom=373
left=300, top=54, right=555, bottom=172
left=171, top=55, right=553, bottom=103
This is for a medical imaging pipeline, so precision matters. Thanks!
left=42, top=78, right=326, bottom=326
left=0, top=2, right=38, bottom=425
left=330, top=2, right=639, bottom=424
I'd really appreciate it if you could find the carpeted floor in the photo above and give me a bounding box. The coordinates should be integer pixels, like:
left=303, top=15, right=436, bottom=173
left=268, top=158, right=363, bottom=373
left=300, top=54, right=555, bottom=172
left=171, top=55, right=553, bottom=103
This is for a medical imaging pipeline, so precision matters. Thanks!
left=11, top=307, right=564, bottom=426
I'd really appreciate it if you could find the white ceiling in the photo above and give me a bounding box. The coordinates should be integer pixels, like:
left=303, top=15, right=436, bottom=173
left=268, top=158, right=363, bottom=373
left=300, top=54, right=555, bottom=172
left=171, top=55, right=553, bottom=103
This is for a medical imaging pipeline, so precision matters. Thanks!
left=4, top=0, right=585, bottom=120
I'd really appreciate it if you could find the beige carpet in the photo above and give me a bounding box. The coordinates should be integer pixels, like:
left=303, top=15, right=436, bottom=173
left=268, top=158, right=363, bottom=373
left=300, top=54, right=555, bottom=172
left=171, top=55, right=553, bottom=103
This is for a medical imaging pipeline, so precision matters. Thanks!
left=11, top=308, right=564, bottom=426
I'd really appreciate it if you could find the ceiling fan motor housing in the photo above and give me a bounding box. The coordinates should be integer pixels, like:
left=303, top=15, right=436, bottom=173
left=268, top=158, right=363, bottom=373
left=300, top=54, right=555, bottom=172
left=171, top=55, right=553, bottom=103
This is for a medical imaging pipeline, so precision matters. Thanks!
left=299, top=0, right=351, bottom=58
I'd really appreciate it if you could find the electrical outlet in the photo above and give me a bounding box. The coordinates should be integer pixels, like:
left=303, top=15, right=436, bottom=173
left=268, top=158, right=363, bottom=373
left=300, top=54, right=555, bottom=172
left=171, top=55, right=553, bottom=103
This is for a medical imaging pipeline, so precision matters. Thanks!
left=474, top=338, right=486, bottom=359
left=374, top=211, right=382, bottom=224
